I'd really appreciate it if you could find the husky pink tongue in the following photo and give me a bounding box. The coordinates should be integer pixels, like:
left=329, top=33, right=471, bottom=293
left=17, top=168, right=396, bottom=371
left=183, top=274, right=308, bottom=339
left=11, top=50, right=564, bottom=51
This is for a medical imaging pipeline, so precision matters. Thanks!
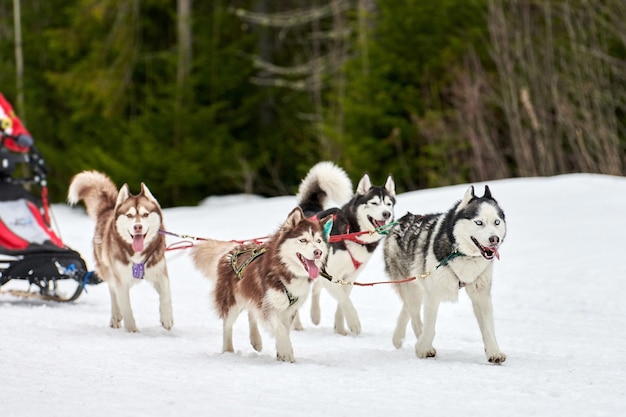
left=492, top=246, right=500, bottom=260
left=306, top=259, right=319, bottom=279
left=132, top=234, right=145, bottom=253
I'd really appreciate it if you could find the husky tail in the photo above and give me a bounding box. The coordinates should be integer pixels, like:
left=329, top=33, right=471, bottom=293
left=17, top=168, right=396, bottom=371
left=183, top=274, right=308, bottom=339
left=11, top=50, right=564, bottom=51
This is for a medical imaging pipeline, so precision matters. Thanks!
left=191, top=239, right=239, bottom=280
left=297, top=161, right=353, bottom=216
left=67, top=171, right=118, bottom=220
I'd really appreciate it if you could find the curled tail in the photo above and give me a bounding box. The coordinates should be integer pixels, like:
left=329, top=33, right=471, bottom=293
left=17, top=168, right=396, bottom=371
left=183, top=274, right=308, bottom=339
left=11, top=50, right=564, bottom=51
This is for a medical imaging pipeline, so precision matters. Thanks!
left=190, top=239, right=239, bottom=281
left=297, top=161, right=353, bottom=216
left=67, top=171, right=118, bottom=220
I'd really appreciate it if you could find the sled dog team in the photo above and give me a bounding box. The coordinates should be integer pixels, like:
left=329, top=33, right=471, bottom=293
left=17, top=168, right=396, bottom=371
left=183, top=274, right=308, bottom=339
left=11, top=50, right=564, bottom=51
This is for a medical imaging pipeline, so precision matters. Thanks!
left=68, top=161, right=507, bottom=364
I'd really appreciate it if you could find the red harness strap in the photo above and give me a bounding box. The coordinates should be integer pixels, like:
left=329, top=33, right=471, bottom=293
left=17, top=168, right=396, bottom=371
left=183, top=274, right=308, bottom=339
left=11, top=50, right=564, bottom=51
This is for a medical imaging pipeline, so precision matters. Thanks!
left=345, top=244, right=363, bottom=270
left=328, top=224, right=371, bottom=270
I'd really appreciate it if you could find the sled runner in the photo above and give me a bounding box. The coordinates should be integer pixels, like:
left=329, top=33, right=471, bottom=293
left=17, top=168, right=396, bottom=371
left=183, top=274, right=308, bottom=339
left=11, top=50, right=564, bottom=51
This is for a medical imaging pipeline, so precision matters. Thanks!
left=0, top=93, right=100, bottom=302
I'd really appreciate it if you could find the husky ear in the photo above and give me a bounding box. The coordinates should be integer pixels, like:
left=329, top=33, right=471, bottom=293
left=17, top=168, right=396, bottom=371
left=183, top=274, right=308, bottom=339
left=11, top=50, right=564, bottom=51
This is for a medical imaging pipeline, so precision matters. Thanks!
left=385, top=175, right=396, bottom=197
left=459, top=185, right=476, bottom=208
left=285, top=206, right=306, bottom=228
left=356, top=173, right=372, bottom=195
left=116, top=184, right=130, bottom=207
left=483, top=185, right=492, bottom=199
left=320, top=215, right=334, bottom=241
left=140, top=182, right=160, bottom=206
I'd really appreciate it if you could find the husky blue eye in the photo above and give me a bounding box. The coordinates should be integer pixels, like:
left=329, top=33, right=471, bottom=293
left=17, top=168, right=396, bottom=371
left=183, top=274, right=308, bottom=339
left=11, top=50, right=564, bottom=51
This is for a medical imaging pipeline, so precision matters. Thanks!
left=495, top=219, right=500, bottom=225
left=475, top=220, right=483, bottom=226
left=299, top=238, right=307, bottom=243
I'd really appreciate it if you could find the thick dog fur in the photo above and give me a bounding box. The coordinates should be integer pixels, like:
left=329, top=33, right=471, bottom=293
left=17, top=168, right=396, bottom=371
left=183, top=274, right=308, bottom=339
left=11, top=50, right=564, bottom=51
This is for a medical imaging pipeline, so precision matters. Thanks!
left=67, top=171, right=172, bottom=332
left=384, top=185, right=506, bottom=363
left=296, top=161, right=396, bottom=335
left=191, top=207, right=331, bottom=362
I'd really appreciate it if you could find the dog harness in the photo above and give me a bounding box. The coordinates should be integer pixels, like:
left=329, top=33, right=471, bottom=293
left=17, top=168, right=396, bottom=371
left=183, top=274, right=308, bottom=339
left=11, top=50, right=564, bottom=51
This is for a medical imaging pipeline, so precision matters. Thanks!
left=132, top=246, right=160, bottom=279
left=279, top=281, right=298, bottom=306
left=231, top=247, right=268, bottom=279
left=230, top=246, right=298, bottom=306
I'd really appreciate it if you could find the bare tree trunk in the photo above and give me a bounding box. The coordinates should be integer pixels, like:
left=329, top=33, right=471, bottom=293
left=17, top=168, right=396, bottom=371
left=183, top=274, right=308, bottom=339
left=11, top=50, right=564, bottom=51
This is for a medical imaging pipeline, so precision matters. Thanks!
left=486, top=0, right=624, bottom=178
left=175, top=0, right=192, bottom=130
left=13, top=0, right=25, bottom=120
left=451, top=48, right=509, bottom=181
left=173, top=0, right=192, bottom=201
left=234, top=0, right=352, bottom=162
left=329, top=0, right=347, bottom=158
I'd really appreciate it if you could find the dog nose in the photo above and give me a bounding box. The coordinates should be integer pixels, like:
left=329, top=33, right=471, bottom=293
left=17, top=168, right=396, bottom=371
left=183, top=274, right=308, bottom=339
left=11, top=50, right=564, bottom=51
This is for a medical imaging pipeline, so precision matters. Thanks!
left=134, top=224, right=143, bottom=234
left=489, top=235, right=500, bottom=245
left=383, top=211, right=391, bottom=220
left=313, top=249, right=322, bottom=259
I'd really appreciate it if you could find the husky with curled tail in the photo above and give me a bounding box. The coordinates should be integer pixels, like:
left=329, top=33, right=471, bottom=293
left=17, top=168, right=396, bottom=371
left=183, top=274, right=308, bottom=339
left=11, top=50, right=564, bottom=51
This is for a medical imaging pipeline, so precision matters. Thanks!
left=67, top=171, right=172, bottom=333
left=384, top=185, right=506, bottom=363
left=296, top=161, right=395, bottom=335
left=191, top=207, right=332, bottom=363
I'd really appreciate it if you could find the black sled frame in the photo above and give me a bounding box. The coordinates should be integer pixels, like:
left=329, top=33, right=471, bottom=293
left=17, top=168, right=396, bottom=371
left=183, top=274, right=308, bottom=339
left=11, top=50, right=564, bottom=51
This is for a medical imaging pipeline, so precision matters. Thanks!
left=0, top=134, right=101, bottom=302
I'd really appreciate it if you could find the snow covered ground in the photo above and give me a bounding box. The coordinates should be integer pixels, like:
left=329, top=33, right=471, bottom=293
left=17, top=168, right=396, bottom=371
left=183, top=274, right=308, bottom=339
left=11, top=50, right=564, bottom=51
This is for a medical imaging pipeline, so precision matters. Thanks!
left=1, top=173, right=625, bottom=417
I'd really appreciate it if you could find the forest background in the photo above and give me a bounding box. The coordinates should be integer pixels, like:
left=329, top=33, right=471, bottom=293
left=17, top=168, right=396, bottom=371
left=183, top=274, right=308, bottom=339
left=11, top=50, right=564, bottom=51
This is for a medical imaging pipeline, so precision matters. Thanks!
left=1, top=0, right=625, bottom=207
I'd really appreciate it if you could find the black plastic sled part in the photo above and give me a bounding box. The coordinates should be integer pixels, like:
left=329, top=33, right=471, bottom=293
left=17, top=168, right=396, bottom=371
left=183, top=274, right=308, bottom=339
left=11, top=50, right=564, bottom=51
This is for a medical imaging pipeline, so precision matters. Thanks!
left=0, top=247, right=102, bottom=302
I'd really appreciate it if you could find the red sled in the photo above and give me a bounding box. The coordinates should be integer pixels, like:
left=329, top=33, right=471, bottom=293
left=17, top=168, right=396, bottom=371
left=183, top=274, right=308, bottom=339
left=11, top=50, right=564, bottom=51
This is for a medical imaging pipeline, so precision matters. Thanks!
left=1, top=93, right=100, bottom=302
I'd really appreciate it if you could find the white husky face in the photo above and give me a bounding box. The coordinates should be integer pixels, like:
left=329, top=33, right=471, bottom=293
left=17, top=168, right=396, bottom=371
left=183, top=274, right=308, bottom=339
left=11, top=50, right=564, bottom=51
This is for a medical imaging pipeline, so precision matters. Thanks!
left=355, top=174, right=396, bottom=232
left=279, top=209, right=330, bottom=280
left=454, top=186, right=506, bottom=261
left=114, top=183, right=163, bottom=254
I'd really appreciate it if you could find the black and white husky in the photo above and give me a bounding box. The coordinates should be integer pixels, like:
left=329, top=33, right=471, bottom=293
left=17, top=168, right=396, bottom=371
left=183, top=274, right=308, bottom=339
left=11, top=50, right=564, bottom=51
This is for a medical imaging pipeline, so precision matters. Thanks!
left=296, top=161, right=395, bottom=335
left=383, top=185, right=506, bottom=363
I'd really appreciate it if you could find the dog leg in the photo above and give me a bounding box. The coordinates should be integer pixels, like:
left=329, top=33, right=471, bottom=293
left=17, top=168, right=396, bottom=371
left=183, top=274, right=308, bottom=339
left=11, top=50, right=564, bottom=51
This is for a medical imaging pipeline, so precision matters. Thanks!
left=269, top=315, right=294, bottom=362
left=152, top=274, right=173, bottom=330
left=292, top=310, right=304, bottom=331
left=222, top=308, right=240, bottom=353
left=326, top=283, right=360, bottom=335
left=393, top=305, right=409, bottom=349
left=415, top=298, right=439, bottom=358
left=393, top=282, right=424, bottom=348
left=248, top=311, right=263, bottom=352
left=466, top=279, right=506, bottom=364
left=108, top=285, right=123, bottom=329
left=333, top=306, right=347, bottom=335
left=116, top=283, right=138, bottom=333
left=310, top=280, right=322, bottom=325
left=339, top=285, right=361, bottom=335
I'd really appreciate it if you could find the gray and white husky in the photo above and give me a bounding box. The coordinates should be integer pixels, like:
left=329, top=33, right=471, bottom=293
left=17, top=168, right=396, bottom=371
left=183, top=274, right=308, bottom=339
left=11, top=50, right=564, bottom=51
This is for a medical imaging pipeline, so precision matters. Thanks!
left=384, top=185, right=506, bottom=363
left=68, top=171, right=172, bottom=333
left=296, top=161, right=395, bottom=335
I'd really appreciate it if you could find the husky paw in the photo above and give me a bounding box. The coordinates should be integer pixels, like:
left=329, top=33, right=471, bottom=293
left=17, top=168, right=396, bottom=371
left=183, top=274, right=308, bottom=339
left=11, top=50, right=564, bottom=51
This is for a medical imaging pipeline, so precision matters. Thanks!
left=415, top=345, right=436, bottom=359
left=292, top=313, right=304, bottom=331
left=276, top=350, right=295, bottom=363
left=487, top=351, right=507, bottom=364
left=347, top=319, right=361, bottom=336
left=310, top=305, right=321, bottom=326
left=334, top=325, right=348, bottom=336
left=161, top=317, right=173, bottom=331
left=392, top=334, right=404, bottom=349
left=110, top=317, right=122, bottom=329
left=124, top=325, right=139, bottom=333
left=250, top=333, right=263, bottom=352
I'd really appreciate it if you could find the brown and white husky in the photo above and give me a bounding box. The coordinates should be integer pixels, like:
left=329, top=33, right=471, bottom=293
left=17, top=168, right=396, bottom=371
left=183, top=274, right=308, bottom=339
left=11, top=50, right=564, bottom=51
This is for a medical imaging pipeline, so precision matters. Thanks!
left=191, top=207, right=332, bottom=362
left=67, top=171, right=173, bottom=333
